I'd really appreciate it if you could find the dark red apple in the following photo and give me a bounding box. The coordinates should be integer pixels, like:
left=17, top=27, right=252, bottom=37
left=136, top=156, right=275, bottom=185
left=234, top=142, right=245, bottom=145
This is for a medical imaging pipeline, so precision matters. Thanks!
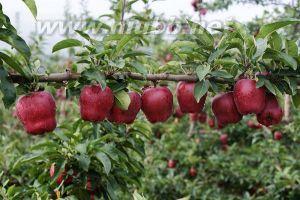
left=86, top=176, right=94, bottom=192
left=274, top=131, right=282, bottom=141
left=165, top=53, right=173, bottom=62
left=167, top=159, right=176, bottom=169
left=221, top=144, right=228, bottom=152
left=247, top=120, right=262, bottom=129
left=199, top=8, right=207, bottom=15
left=56, top=88, right=66, bottom=100
left=155, top=131, right=162, bottom=139
left=168, top=24, right=176, bottom=32
left=176, top=81, right=207, bottom=113
left=212, top=92, right=242, bottom=127
left=174, top=107, right=185, bottom=118
left=256, top=94, right=283, bottom=127
left=189, top=113, right=198, bottom=122
left=141, top=87, right=173, bottom=123
left=220, top=134, right=228, bottom=145
left=16, top=91, right=56, bottom=135
left=79, top=85, right=114, bottom=122
left=108, top=91, right=141, bottom=124
left=198, top=112, right=207, bottom=123
left=50, top=165, right=76, bottom=185
left=56, top=170, right=74, bottom=185
left=208, top=117, right=215, bottom=128
left=189, top=167, right=197, bottom=177
left=191, top=0, right=199, bottom=11
left=233, top=79, right=266, bottom=115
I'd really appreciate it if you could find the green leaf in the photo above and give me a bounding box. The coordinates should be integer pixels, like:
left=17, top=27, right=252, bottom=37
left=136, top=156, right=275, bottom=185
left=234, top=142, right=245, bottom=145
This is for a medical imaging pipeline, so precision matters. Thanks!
left=269, top=32, right=282, bottom=51
left=256, top=77, right=265, bottom=88
left=123, top=51, right=150, bottom=59
left=264, top=48, right=297, bottom=70
left=52, top=39, right=83, bottom=53
left=292, top=91, right=300, bottom=108
left=187, top=20, right=214, bottom=49
left=196, top=65, right=210, bottom=82
left=285, top=40, right=298, bottom=57
left=257, top=19, right=300, bottom=38
left=75, top=143, right=87, bottom=154
left=0, top=67, right=16, bottom=108
left=75, top=30, right=91, bottom=42
left=194, top=80, right=208, bottom=102
left=114, top=90, right=131, bottom=110
left=209, top=80, right=219, bottom=93
left=75, top=154, right=90, bottom=172
left=113, top=34, right=137, bottom=57
left=264, top=80, right=276, bottom=95
left=130, top=61, right=148, bottom=75
left=22, top=0, right=37, bottom=18
left=95, top=152, right=111, bottom=175
left=210, top=70, right=233, bottom=79
left=82, top=69, right=106, bottom=89
left=208, top=46, right=228, bottom=63
left=0, top=28, right=31, bottom=62
left=0, top=52, right=27, bottom=77
left=133, top=191, right=147, bottom=200
left=253, top=38, right=267, bottom=60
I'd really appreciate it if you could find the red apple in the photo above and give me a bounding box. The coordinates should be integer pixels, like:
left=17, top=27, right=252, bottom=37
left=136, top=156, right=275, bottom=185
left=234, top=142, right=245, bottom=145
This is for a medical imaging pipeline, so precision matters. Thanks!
left=221, top=144, right=228, bottom=152
left=167, top=159, right=176, bottom=169
left=51, top=166, right=76, bottom=185
left=176, top=81, right=207, bottom=113
left=212, top=92, right=242, bottom=127
left=233, top=79, right=266, bottom=115
left=208, top=117, right=215, bottom=128
left=189, top=113, right=198, bottom=122
left=56, top=88, right=66, bottom=100
left=165, top=53, right=173, bottom=62
left=108, top=91, right=141, bottom=124
left=50, top=163, right=55, bottom=178
left=56, top=171, right=74, bottom=185
left=141, top=87, right=173, bottom=123
left=174, top=107, right=185, bottom=118
left=220, top=134, right=228, bottom=145
left=86, top=176, right=94, bottom=192
left=198, top=112, right=207, bottom=123
left=191, top=0, right=199, bottom=11
left=189, top=167, right=197, bottom=177
left=199, top=8, right=207, bottom=15
left=168, top=24, right=176, bottom=32
left=274, top=131, right=282, bottom=141
left=256, top=94, right=283, bottom=127
left=247, top=120, right=262, bottom=129
left=16, top=91, right=56, bottom=135
left=155, top=131, right=162, bottom=139
left=79, top=85, right=114, bottom=122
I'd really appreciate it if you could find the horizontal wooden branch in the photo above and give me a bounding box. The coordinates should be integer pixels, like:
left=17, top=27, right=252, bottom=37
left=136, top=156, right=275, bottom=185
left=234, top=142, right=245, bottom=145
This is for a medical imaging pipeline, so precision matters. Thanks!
left=9, top=72, right=232, bottom=84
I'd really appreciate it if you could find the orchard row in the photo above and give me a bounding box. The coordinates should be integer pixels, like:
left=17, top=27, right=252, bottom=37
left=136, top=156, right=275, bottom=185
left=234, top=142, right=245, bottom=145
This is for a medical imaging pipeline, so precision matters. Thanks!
left=15, top=78, right=283, bottom=135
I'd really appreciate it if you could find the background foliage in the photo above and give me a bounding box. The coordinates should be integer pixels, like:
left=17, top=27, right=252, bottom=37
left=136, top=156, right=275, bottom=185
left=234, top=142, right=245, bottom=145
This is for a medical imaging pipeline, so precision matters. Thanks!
left=0, top=0, right=300, bottom=199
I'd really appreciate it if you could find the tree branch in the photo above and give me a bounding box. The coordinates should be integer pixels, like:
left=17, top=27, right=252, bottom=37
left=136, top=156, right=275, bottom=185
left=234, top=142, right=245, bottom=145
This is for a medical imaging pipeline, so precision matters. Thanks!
left=8, top=72, right=232, bottom=84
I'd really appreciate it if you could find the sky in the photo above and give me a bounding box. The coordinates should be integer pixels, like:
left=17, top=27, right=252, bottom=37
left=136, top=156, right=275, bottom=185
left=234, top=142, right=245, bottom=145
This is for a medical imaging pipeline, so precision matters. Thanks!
left=0, top=0, right=277, bottom=53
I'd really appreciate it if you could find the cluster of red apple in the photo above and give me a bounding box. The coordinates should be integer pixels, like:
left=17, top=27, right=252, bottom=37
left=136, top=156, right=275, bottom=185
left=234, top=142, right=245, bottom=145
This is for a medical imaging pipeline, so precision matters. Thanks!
left=167, top=160, right=197, bottom=177
left=15, top=78, right=283, bottom=135
left=50, top=163, right=95, bottom=199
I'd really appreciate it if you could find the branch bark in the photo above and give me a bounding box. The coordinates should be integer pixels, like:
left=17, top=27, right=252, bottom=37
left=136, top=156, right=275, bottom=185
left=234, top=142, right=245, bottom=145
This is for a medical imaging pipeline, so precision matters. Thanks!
left=9, top=72, right=232, bottom=84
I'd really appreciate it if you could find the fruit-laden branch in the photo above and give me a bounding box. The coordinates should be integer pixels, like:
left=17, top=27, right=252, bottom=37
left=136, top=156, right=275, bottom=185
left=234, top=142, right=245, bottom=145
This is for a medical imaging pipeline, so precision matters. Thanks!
left=9, top=72, right=232, bottom=84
